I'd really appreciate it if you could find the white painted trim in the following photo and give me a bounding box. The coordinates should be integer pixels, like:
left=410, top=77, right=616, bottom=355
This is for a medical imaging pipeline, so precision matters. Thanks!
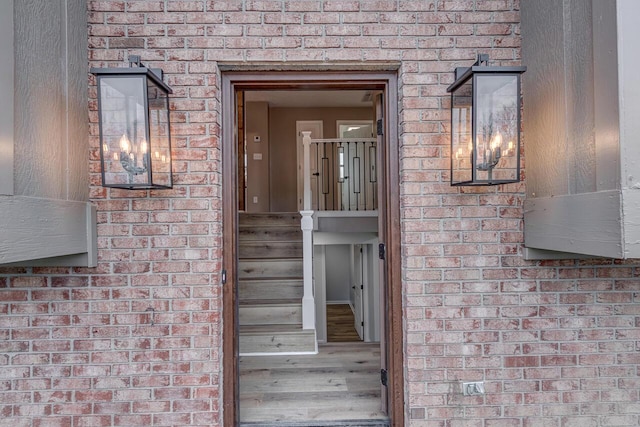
left=0, top=0, right=14, bottom=196
left=314, top=245, right=327, bottom=343
left=362, top=244, right=371, bottom=342
left=296, top=121, right=323, bottom=210
left=314, top=232, right=378, bottom=245
left=301, top=210, right=316, bottom=330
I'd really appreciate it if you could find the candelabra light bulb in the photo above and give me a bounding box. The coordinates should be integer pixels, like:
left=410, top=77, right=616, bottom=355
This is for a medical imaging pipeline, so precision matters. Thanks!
left=491, top=132, right=503, bottom=150
left=140, top=139, right=148, bottom=154
left=119, top=134, right=130, bottom=153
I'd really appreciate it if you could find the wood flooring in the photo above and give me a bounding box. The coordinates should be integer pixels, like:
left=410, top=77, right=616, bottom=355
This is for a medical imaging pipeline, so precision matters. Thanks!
left=239, top=342, right=387, bottom=426
left=327, top=304, right=362, bottom=342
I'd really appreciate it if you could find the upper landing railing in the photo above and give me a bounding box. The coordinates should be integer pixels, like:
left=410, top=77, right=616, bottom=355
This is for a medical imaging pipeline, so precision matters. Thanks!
left=302, top=132, right=378, bottom=212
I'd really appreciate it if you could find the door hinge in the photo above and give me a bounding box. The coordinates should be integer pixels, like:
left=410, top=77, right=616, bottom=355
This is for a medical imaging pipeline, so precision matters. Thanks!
left=378, top=243, right=385, bottom=260
left=376, top=119, right=383, bottom=136
left=221, top=270, right=227, bottom=285
left=381, top=369, right=388, bottom=387
left=361, top=321, right=364, bottom=327
left=361, top=284, right=364, bottom=290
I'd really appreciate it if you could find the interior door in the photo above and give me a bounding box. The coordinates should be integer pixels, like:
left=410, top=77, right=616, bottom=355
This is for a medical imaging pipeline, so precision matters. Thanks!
left=296, top=121, right=323, bottom=210
left=351, top=244, right=364, bottom=340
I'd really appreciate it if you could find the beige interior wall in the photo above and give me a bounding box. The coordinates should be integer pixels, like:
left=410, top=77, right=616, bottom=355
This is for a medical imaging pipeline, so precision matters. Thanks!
left=245, top=102, right=270, bottom=212
left=269, top=107, right=374, bottom=212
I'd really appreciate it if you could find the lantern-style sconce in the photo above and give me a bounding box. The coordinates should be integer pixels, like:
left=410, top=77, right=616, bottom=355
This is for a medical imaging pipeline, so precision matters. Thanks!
left=447, top=54, right=526, bottom=186
left=91, top=56, right=173, bottom=189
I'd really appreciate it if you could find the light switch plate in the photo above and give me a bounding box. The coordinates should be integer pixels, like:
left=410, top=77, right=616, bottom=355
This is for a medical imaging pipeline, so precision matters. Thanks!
left=253, top=153, right=262, bottom=160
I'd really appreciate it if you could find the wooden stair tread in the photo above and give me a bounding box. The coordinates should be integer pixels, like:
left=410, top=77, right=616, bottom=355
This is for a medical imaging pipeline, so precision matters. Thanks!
left=239, top=275, right=303, bottom=280
left=239, top=299, right=301, bottom=306
left=240, top=324, right=313, bottom=334
left=239, top=212, right=301, bottom=227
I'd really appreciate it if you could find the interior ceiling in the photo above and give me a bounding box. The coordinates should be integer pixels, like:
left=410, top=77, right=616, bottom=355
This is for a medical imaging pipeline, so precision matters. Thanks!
left=244, top=90, right=372, bottom=108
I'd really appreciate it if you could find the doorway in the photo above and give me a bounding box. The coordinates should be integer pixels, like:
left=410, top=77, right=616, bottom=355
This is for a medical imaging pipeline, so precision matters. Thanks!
left=221, top=70, right=403, bottom=426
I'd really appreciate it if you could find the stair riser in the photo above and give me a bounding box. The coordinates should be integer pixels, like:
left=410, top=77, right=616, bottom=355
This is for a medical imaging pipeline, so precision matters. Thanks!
left=239, top=227, right=302, bottom=242
left=239, top=281, right=303, bottom=300
left=239, top=260, right=303, bottom=279
left=239, top=331, right=316, bottom=354
left=239, top=213, right=301, bottom=227
left=240, top=305, right=302, bottom=325
left=239, top=242, right=303, bottom=259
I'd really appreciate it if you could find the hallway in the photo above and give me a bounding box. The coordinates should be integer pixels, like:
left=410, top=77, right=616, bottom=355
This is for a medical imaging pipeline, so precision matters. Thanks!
left=239, top=342, right=386, bottom=425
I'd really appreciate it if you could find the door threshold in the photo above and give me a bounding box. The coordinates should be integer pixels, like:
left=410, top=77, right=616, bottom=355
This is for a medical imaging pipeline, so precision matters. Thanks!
left=240, top=419, right=390, bottom=427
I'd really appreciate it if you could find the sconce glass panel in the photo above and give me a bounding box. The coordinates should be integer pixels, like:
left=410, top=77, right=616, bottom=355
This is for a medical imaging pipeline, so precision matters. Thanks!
left=98, top=76, right=149, bottom=187
left=451, top=79, right=473, bottom=185
left=147, top=80, right=172, bottom=188
left=474, top=75, right=519, bottom=183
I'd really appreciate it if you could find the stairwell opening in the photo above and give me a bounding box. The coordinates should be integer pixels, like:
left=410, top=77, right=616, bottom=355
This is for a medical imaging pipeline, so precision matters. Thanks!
left=221, top=70, right=403, bottom=427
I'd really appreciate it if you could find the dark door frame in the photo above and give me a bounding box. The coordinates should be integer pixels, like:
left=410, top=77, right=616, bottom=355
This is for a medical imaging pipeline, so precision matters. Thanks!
left=221, top=69, right=403, bottom=426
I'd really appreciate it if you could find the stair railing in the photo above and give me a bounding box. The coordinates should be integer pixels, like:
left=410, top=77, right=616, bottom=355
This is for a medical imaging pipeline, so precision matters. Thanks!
left=302, top=135, right=378, bottom=211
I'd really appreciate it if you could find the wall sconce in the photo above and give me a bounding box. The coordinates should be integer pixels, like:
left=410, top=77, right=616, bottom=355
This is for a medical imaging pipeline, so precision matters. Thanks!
left=447, top=54, right=526, bottom=186
left=91, top=56, right=173, bottom=189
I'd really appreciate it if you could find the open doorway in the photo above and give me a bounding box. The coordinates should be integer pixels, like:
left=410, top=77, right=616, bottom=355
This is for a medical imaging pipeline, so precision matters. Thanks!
left=221, top=70, right=403, bottom=426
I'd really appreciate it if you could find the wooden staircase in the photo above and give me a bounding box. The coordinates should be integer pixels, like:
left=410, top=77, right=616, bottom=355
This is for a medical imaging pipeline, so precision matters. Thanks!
left=238, top=212, right=317, bottom=355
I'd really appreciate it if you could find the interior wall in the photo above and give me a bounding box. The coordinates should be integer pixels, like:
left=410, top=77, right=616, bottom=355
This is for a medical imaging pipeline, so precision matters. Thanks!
left=269, top=107, right=374, bottom=212
left=325, top=245, right=351, bottom=303
left=245, top=101, right=270, bottom=212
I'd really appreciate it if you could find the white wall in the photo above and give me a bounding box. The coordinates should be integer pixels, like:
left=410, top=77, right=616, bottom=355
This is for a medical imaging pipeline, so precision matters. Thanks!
left=325, top=245, right=351, bottom=303
left=245, top=102, right=270, bottom=212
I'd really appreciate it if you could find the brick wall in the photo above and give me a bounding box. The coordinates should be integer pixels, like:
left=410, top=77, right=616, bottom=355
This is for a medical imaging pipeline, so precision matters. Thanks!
left=1, top=1, right=638, bottom=426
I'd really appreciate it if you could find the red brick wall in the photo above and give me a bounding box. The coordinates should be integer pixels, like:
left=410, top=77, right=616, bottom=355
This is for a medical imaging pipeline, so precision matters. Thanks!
left=1, top=1, right=639, bottom=426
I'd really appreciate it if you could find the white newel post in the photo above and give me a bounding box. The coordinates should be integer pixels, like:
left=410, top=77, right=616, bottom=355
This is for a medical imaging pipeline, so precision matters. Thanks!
left=301, top=131, right=315, bottom=330
left=300, top=210, right=315, bottom=330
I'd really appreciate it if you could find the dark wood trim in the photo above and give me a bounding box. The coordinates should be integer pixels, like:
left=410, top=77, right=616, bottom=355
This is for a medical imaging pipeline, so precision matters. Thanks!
left=221, top=73, right=239, bottom=427
left=220, top=70, right=403, bottom=426
left=383, top=74, right=405, bottom=427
